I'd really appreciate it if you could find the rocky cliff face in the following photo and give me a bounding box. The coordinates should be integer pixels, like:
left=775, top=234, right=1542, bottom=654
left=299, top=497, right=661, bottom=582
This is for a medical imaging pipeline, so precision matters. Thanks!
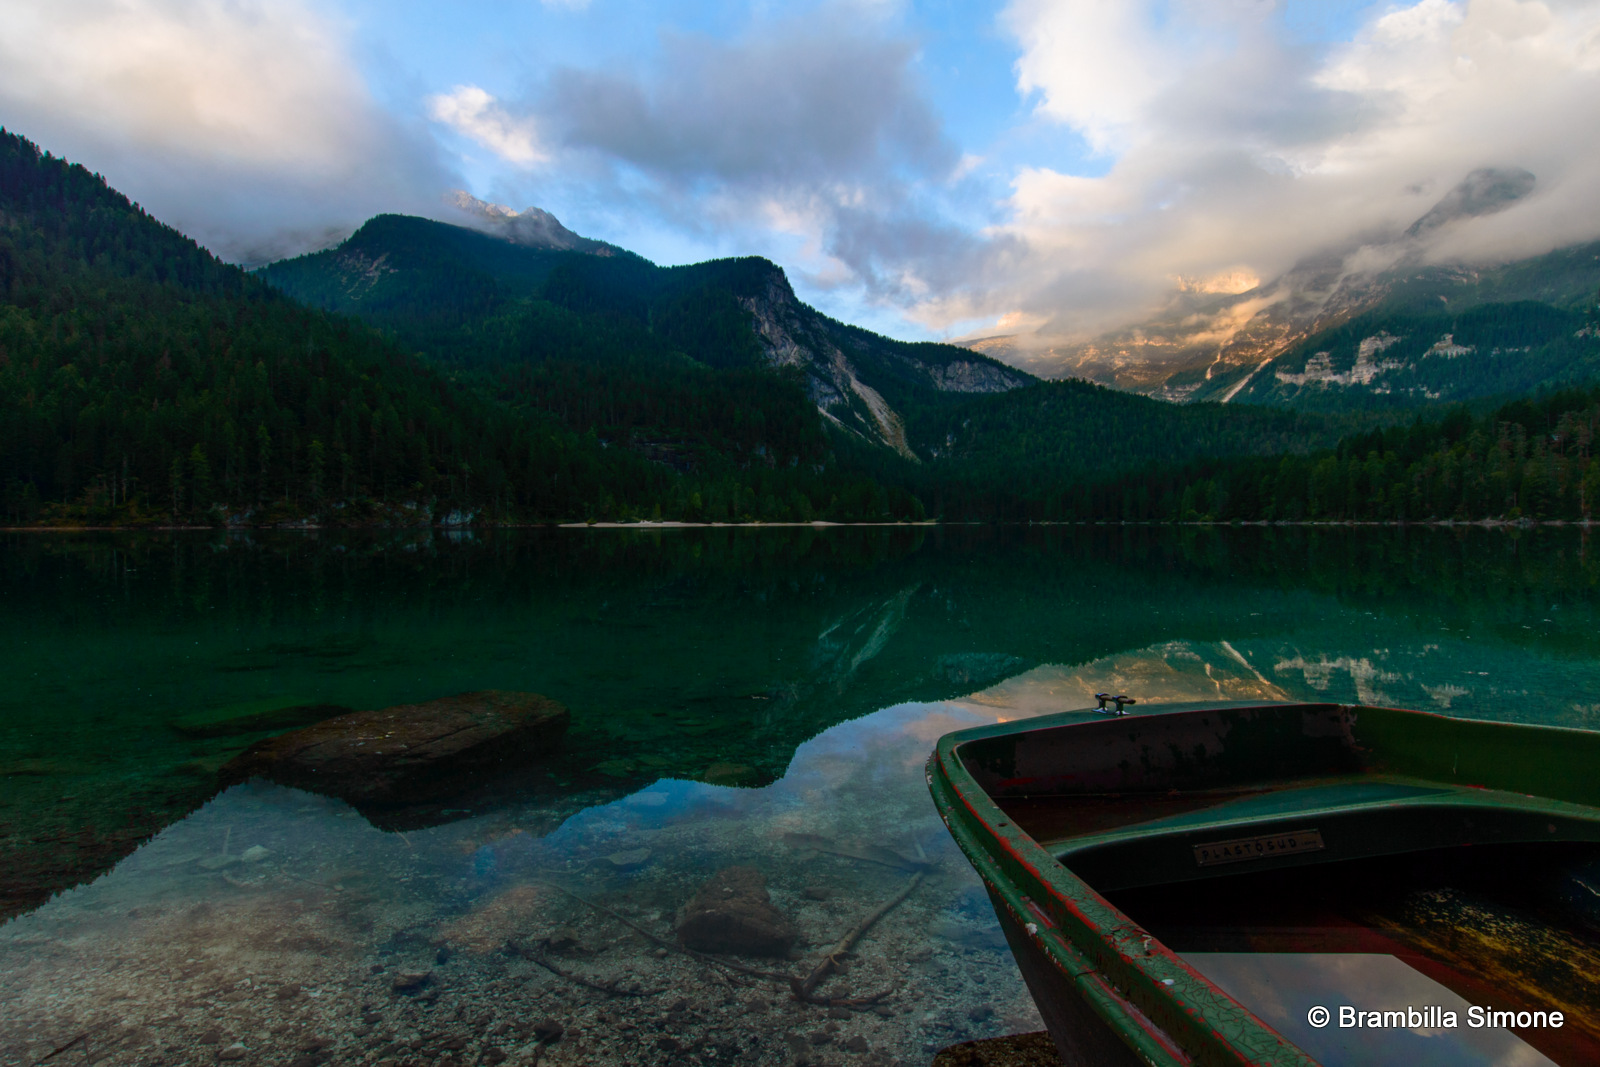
left=267, top=202, right=1033, bottom=460
left=328, top=248, right=398, bottom=299
left=445, top=191, right=613, bottom=255
left=965, top=261, right=1410, bottom=405
left=977, top=166, right=1562, bottom=406
left=737, top=269, right=1031, bottom=458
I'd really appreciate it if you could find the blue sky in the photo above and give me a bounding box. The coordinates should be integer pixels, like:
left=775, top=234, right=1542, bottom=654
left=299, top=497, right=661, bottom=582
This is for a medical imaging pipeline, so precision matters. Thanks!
left=2, top=0, right=1598, bottom=347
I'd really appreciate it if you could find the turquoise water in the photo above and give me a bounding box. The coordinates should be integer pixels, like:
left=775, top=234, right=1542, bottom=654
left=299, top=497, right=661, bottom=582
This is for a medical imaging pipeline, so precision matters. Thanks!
left=1, top=525, right=1598, bottom=1065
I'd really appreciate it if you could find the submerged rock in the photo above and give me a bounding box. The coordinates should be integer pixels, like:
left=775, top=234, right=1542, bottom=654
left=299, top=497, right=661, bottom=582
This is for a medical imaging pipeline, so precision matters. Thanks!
left=700, top=762, right=767, bottom=787
left=606, top=847, right=652, bottom=871
left=542, top=927, right=590, bottom=955
left=674, top=866, right=797, bottom=957
left=218, top=691, right=569, bottom=805
left=390, top=969, right=432, bottom=993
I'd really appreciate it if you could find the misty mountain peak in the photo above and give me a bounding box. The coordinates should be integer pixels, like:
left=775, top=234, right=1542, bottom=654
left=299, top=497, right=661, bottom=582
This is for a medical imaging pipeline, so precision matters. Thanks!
left=1405, top=167, right=1536, bottom=238
left=444, top=190, right=608, bottom=254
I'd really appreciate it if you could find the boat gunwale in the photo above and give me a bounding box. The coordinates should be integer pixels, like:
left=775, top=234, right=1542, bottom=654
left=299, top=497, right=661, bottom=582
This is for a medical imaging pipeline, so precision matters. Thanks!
left=930, top=700, right=1324, bottom=1067
left=929, top=698, right=1600, bottom=1066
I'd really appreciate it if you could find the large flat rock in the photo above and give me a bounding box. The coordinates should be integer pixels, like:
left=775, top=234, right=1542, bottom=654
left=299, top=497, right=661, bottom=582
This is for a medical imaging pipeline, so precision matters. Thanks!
left=219, top=691, right=568, bottom=805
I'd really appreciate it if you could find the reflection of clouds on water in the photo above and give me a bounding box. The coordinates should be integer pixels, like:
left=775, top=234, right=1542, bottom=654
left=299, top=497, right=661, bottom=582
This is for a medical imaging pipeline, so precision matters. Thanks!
left=0, top=698, right=1040, bottom=1066
left=6, top=611, right=1600, bottom=1064
left=1186, top=953, right=1556, bottom=1067
left=964, top=631, right=1600, bottom=727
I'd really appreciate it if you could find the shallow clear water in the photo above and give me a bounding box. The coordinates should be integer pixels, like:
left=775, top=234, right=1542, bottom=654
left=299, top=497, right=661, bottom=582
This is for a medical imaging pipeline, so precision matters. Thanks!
left=1, top=525, right=1598, bottom=1065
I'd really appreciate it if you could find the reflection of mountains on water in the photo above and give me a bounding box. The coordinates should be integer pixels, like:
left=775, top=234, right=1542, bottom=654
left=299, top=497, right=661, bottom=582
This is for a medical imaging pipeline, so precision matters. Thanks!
left=2, top=525, right=1599, bottom=918
left=952, top=640, right=1289, bottom=719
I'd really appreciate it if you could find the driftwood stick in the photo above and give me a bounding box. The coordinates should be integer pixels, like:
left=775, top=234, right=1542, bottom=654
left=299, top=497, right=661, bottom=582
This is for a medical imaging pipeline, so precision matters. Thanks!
left=792, top=871, right=925, bottom=1004
left=35, top=1031, right=90, bottom=1065
left=812, top=847, right=921, bottom=872
left=35, top=1020, right=115, bottom=1065
left=516, top=947, right=664, bottom=997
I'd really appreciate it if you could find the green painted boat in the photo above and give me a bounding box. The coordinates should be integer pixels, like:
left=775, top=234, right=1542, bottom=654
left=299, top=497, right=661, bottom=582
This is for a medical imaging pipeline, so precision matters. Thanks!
left=928, top=700, right=1600, bottom=1066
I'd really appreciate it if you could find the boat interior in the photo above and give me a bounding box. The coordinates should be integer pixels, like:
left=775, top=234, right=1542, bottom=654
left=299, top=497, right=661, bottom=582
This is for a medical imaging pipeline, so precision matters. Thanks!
left=955, top=703, right=1600, bottom=1066
left=1107, top=842, right=1600, bottom=1066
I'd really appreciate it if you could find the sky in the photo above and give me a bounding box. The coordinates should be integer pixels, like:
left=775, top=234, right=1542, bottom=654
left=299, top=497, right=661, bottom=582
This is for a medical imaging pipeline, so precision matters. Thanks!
left=3, top=0, right=1599, bottom=346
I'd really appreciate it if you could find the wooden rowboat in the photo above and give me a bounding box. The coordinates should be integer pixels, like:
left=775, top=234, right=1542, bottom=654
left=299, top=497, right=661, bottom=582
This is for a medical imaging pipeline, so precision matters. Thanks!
left=928, top=700, right=1600, bottom=1066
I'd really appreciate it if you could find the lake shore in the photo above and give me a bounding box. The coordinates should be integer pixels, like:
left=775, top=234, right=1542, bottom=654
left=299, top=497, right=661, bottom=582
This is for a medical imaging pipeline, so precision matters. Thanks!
left=2, top=516, right=1590, bottom=532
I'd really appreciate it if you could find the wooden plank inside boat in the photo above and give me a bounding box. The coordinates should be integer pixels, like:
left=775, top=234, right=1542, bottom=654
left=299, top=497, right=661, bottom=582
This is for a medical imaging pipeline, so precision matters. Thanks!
left=930, top=701, right=1600, bottom=1067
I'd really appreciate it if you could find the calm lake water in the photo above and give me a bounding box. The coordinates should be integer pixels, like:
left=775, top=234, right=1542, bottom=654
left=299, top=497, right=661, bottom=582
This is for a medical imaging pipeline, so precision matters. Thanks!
left=1, top=525, right=1597, bottom=1066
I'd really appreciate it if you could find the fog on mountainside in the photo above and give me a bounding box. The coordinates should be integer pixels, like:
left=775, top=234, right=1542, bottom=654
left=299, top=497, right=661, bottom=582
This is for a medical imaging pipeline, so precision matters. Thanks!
left=970, top=169, right=1600, bottom=410
left=6, top=124, right=1598, bottom=529
left=443, top=191, right=617, bottom=256
left=0, top=129, right=1335, bottom=528
left=254, top=204, right=1347, bottom=511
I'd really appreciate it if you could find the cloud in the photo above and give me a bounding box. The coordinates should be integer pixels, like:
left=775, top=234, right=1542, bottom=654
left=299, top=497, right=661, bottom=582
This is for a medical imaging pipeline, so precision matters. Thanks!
left=440, top=12, right=988, bottom=308
left=429, top=86, right=546, bottom=166
left=978, top=0, right=1600, bottom=342
left=7, top=0, right=1594, bottom=351
left=1004, top=0, right=1174, bottom=154
left=449, top=0, right=1600, bottom=347
left=0, top=0, right=453, bottom=263
left=542, top=23, right=955, bottom=184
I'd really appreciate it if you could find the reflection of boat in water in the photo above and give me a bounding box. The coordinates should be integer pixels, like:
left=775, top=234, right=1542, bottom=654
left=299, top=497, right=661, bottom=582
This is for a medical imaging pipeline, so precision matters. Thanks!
left=928, top=700, right=1600, bottom=1066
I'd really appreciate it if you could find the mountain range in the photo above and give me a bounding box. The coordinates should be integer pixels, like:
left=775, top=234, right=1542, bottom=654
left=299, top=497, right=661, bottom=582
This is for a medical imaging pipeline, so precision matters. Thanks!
left=256, top=194, right=1339, bottom=496
left=968, top=168, right=1600, bottom=410
left=5, top=124, right=1597, bottom=527
left=261, top=194, right=1032, bottom=460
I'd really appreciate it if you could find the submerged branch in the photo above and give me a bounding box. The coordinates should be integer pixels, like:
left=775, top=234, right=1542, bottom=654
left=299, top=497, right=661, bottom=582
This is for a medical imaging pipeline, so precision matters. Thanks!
left=515, top=945, right=664, bottom=998
left=792, top=871, right=926, bottom=1005
left=533, top=871, right=926, bottom=1008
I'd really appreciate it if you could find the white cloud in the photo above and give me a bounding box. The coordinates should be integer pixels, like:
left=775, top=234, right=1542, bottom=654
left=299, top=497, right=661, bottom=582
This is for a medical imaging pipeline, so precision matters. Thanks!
left=429, top=86, right=547, bottom=166
left=970, top=0, right=1600, bottom=341
left=1003, top=0, right=1172, bottom=154
left=0, top=0, right=451, bottom=263
left=461, top=16, right=975, bottom=307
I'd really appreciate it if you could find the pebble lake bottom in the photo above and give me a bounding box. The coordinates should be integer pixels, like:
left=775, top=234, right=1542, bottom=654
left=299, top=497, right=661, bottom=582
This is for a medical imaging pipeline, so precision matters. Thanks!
left=0, top=700, right=1044, bottom=1067
left=2, top=524, right=1599, bottom=1066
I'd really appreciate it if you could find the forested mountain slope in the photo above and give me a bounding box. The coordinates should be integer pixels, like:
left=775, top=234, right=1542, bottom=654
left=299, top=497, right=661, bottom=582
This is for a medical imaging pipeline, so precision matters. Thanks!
left=1083, top=388, right=1600, bottom=523
left=1230, top=289, right=1600, bottom=411
left=0, top=127, right=1381, bottom=525
left=260, top=212, right=1033, bottom=458
left=887, top=377, right=1339, bottom=519
left=0, top=129, right=913, bottom=525
left=260, top=208, right=1349, bottom=493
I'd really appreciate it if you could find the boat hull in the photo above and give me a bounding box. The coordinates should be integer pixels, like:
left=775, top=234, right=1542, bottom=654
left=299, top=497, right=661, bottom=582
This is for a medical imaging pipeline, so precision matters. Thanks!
left=929, top=700, right=1600, bottom=1066
left=986, top=885, right=1145, bottom=1067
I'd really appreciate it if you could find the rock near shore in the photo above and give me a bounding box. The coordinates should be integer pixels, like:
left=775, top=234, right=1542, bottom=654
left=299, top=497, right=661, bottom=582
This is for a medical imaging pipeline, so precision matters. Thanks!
left=219, top=691, right=569, bottom=805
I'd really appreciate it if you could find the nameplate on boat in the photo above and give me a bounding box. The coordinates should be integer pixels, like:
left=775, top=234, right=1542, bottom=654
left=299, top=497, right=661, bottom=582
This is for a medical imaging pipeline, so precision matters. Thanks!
left=1193, top=829, right=1324, bottom=867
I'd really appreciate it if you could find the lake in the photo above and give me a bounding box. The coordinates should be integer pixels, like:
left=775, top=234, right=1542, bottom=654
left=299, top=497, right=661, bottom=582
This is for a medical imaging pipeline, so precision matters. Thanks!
left=1, top=525, right=1597, bottom=1066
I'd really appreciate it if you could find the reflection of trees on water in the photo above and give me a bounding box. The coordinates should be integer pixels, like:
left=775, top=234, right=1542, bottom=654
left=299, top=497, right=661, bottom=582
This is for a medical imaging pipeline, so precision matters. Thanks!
left=2, top=524, right=1598, bottom=918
